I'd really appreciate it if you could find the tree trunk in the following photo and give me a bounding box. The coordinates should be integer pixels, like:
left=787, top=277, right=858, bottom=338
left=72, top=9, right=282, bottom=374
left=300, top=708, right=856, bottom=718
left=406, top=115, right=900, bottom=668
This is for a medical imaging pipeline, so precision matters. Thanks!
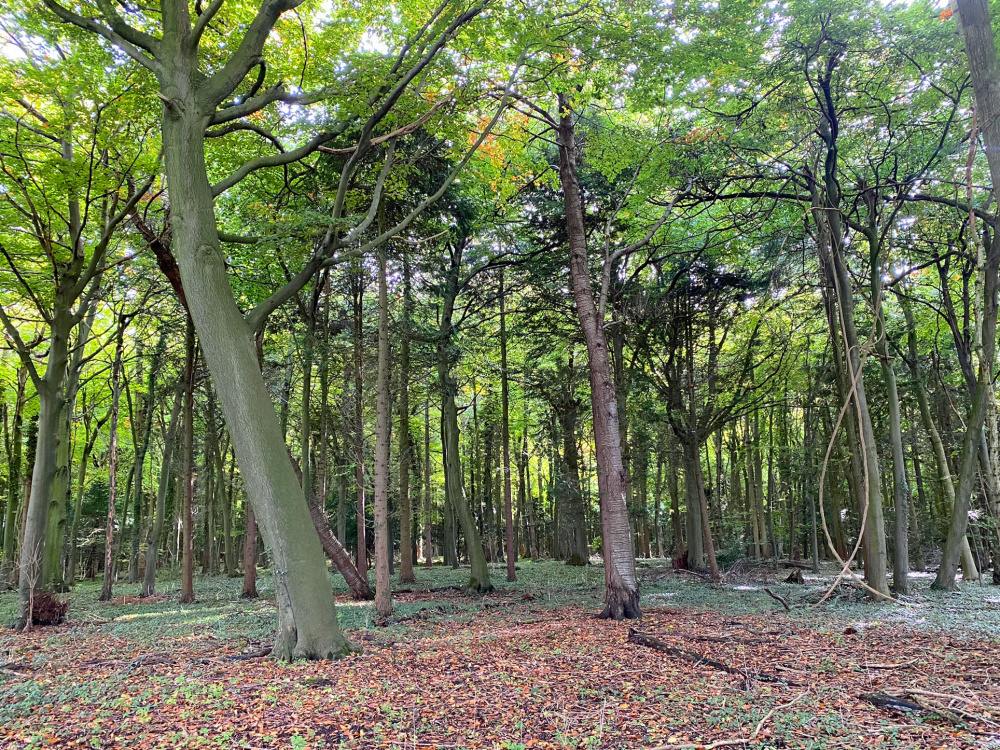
left=500, top=272, right=517, bottom=580
left=398, top=252, right=415, bottom=583
left=902, top=298, right=979, bottom=579
left=557, top=94, right=638, bottom=619
left=1, top=367, right=26, bottom=590
left=424, top=393, right=433, bottom=566
left=16, top=307, right=72, bottom=628
left=352, top=269, right=367, bottom=578
left=241, top=504, right=258, bottom=599
left=100, top=320, right=127, bottom=602
left=180, top=317, right=196, bottom=604
left=142, top=388, right=183, bottom=597
left=373, top=249, right=392, bottom=618
left=162, top=96, right=349, bottom=657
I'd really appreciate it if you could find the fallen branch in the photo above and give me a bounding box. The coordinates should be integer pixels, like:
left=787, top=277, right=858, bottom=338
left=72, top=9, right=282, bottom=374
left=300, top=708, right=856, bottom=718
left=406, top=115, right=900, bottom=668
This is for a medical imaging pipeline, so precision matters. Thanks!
left=225, top=645, right=273, bottom=662
left=763, top=588, right=790, bottom=612
left=627, top=629, right=786, bottom=683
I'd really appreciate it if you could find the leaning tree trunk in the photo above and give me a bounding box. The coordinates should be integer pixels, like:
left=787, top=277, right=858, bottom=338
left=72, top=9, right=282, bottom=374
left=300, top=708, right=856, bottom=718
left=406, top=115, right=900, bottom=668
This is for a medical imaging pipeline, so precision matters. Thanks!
left=160, top=89, right=350, bottom=658
left=557, top=94, right=639, bottom=619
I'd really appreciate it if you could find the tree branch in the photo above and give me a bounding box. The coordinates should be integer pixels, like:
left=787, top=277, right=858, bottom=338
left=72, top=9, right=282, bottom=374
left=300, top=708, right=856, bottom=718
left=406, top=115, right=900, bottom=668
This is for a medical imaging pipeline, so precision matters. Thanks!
left=42, top=0, right=159, bottom=73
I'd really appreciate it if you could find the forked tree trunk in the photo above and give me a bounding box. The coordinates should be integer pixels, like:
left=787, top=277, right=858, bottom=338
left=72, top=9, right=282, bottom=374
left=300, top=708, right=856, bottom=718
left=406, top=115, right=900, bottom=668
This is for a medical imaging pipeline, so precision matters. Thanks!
left=557, top=94, right=638, bottom=619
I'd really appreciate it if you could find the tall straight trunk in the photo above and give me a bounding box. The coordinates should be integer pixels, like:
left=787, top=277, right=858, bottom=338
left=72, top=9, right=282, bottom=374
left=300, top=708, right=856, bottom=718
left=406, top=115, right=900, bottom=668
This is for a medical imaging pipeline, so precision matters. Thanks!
left=902, top=298, right=978, bottom=579
left=221, top=446, right=235, bottom=575
left=398, top=252, right=415, bottom=583
left=373, top=249, right=392, bottom=618
left=2, top=367, right=26, bottom=590
left=907, top=415, right=927, bottom=573
left=500, top=272, right=517, bottom=580
left=654, top=453, right=664, bottom=558
left=128, top=332, right=167, bottom=584
left=67, top=402, right=104, bottom=586
left=557, top=386, right=588, bottom=566
left=861, top=223, right=910, bottom=593
left=142, top=388, right=183, bottom=596
left=180, top=318, right=196, bottom=604
left=352, top=270, right=367, bottom=577
left=424, top=393, right=433, bottom=566
left=751, top=409, right=769, bottom=558
left=100, top=321, right=127, bottom=602
left=557, top=95, right=638, bottom=619
left=437, top=241, right=491, bottom=590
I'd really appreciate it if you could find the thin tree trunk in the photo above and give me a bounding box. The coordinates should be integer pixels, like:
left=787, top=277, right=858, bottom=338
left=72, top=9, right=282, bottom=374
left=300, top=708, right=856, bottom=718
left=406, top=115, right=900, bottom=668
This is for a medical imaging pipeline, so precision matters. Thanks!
left=398, top=252, right=415, bottom=583
left=557, top=94, right=638, bottom=619
left=179, top=317, right=196, bottom=604
left=142, top=388, right=183, bottom=596
left=424, top=392, right=433, bottom=566
left=100, top=320, right=127, bottom=602
left=373, top=249, right=392, bottom=617
left=241, top=505, right=258, bottom=599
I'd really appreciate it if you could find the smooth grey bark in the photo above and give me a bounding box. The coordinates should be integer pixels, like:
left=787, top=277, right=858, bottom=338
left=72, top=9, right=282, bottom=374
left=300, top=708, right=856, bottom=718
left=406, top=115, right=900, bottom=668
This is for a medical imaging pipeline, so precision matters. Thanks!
left=142, top=387, right=183, bottom=597
left=557, top=95, right=638, bottom=619
left=15, top=308, right=71, bottom=627
left=150, top=10, right=350, bottom=655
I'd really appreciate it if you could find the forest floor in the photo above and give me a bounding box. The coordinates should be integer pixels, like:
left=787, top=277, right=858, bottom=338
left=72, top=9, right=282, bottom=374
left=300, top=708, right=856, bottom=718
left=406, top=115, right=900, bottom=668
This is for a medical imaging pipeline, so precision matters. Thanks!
left=2, top=560, right=1000, bottom=749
